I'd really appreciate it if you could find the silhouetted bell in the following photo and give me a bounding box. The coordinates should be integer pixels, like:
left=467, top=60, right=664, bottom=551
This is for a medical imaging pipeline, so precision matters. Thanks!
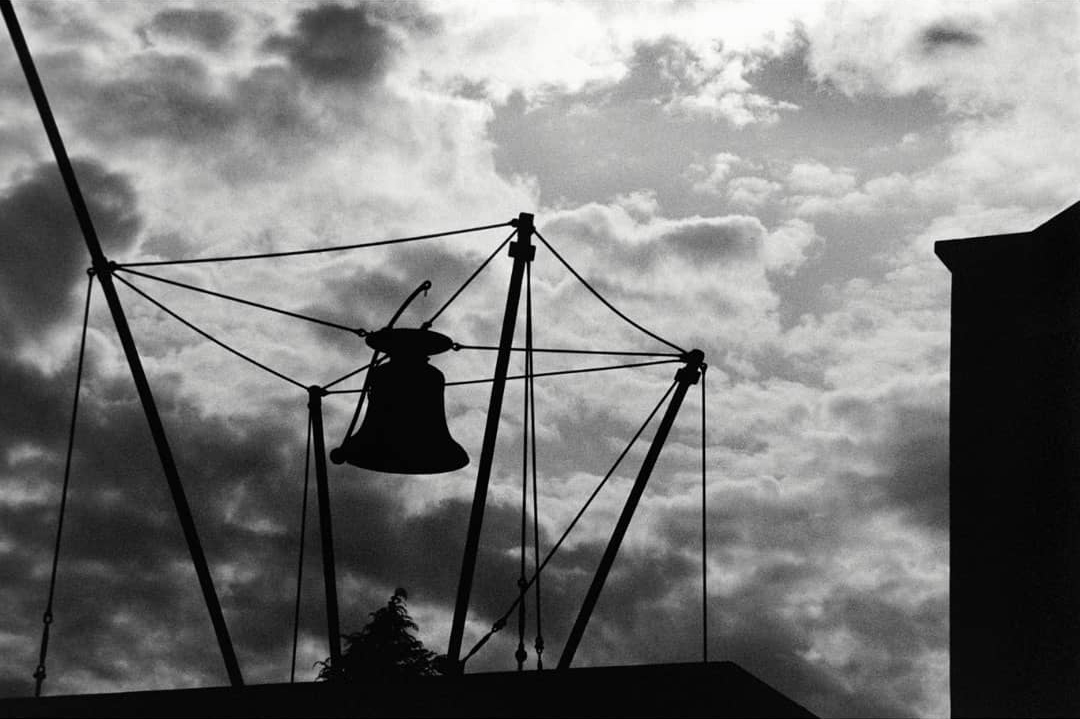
left=330, top=328, right=469, bottom=474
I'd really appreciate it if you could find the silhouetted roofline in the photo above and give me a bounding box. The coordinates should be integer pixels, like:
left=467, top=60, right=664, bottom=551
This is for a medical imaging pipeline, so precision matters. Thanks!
left=1034, top=198, right=1080, bottom=238
left=0, top=661, right=816, bottom=718
left=935, top=199, right=1080, bottom=273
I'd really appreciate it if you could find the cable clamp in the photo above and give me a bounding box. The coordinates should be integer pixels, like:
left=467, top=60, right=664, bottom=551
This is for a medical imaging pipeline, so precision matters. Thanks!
left=91, top=261, right=115, bottom=277
left=508, top=241, right=536, bottom=261
left=676, top=349, right=705, bottom=384
left=679, top=349, right=705, bottom=366
left=676, top=365, right=702, bottom=385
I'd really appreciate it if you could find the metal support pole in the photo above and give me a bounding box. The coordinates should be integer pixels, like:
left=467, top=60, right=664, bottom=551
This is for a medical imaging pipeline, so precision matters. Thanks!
left=446, top=212, right=535, bottom=671
left=308, top=387, right=341, bottom=669
left=1, top=0, right=244, bottom=687
left=558, top=350, right=704, bottom=670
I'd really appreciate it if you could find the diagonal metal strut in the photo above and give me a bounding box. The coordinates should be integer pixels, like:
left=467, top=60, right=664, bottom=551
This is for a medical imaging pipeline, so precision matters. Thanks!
left=558, top=350, right=704, bottom=669
left=2, top=0, right=243, bottom=687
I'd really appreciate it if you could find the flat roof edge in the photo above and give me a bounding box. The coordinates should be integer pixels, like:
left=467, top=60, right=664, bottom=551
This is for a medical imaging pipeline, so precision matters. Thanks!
left=934, top=232, right=1032, bottom=272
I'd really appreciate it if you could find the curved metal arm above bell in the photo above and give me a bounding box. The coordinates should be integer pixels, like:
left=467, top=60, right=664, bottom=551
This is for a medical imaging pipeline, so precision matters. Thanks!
left=330, top=327, right=469, bottom=474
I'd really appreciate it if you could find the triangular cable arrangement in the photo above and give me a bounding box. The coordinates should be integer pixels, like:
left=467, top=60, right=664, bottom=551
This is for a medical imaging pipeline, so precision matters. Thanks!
left=32, top=213, right=712, bottom=688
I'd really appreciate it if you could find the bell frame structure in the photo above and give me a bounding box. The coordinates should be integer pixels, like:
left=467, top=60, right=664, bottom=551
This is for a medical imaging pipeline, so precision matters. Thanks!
left=4, top=0, right=710, bottom=693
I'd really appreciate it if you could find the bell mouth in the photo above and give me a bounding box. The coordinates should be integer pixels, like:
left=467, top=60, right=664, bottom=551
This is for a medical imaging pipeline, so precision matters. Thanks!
left=366, top=327, right=453, bottom=357
left=330, top=446, right=470, bottom=474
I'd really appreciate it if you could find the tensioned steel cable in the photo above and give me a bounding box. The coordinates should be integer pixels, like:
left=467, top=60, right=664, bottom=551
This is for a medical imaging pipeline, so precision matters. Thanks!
left=700, top=365, right=708, bottom=664
left=33, top=274, right=93, bottom=697
left=115, top=266, right=365, bottom=336
left=290, top=417, right=312, bottom=683
left=462, top=379, right=678, bottom=664
left=423, top=230, right=516, bottom=330
left=514, top=260, right=543, bottom=671
left=533, top=229, right=686, bottom=354
left=443, top=358, right=680, bottom=387
left=323, top=358, right=380, bottom=391
left=115, top=221, right=514, bottom=268
left=340, top=350, right=380, bottom=442
left=527, top=263, right=545, bottom=670
left=324, top=358, right=682, bottom=394
left=114, top=273, right=307, bottom=389
left=515, top=304, right=530, bottom=671
left=455, top=344, right=680, bottom=358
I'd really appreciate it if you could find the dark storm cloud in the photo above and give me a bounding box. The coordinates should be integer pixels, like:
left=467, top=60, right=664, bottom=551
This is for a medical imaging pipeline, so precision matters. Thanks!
left=0, top=159, right=140, bottom=341
left=643, top=463, right=947, bottom=718
left=489, top=35, right=772, bottom=211
left=91, top=53, right=236, bottom=143
left=547, top=212, right=764, bottom=279
left=370, top=1, right=442, bottom=36
left=0, top=353, right=73, bottom=449
left=394, top=243, right=481, bottom=296
left=304, top=241, right=505, bottom=354
left=453, top=519, right=709, bottom=674
left=607, top=37, right=694, bottom=105
left=828, top=393, right=949, bottom=530
left=301, top=267, right=439, bottom=358
left=0, top=362, right=313, bottom=695
left=47, top=2, right=432, bottom=153
left=663, top=218, right=763, bottom=265
left=262, top=2, right=398, bottom=85
left=548, top=535, right=921, bottom=717
left=879, top=405, right=948, bottom=530
left=45, top=51, right=309, bottom=157
left=20, top=2, right=112, bottom=45
left=0, top=324, right=555, bottom=695
left=75, top=54, right=310, bottom=149
left=716, top=600, right=912, bottom=719
left=920, top=21, right=983, bottom=54
left=145, top=8, right=239, bottom=52
left=331, top=489, right=539, bottom=624
left=808, top=590, right=947, bottom=718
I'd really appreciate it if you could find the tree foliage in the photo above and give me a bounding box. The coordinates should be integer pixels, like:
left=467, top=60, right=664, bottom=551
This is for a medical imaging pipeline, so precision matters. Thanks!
left=318, top=588, right=444, bottom=682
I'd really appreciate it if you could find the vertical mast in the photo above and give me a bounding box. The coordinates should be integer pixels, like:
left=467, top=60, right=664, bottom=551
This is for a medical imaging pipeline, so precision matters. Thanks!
left=308, top=387, right=341, bottom=670
left=446, top=213, right=535, bottom=670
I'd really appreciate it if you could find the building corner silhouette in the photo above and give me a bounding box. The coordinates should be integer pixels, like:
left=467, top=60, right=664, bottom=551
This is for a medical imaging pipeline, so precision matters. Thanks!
left=937, top=199, right=1080, bottom=718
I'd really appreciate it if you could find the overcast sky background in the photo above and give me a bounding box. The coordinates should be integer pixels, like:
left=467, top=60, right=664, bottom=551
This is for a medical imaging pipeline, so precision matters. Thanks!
left=2, top=1, right=1079, bottom=716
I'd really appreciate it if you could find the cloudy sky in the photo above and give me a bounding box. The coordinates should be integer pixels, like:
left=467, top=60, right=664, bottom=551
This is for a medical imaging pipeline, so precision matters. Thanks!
left=2, top=1, right=1079, bottom=716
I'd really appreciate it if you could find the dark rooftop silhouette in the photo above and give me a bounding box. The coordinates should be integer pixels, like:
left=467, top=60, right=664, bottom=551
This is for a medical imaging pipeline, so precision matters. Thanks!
left=0, top=661, right=815, bottom=718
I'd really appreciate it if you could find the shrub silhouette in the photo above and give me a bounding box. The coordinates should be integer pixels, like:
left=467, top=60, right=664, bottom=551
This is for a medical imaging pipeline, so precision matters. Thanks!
left=318, top=588, right=444, bottom=682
